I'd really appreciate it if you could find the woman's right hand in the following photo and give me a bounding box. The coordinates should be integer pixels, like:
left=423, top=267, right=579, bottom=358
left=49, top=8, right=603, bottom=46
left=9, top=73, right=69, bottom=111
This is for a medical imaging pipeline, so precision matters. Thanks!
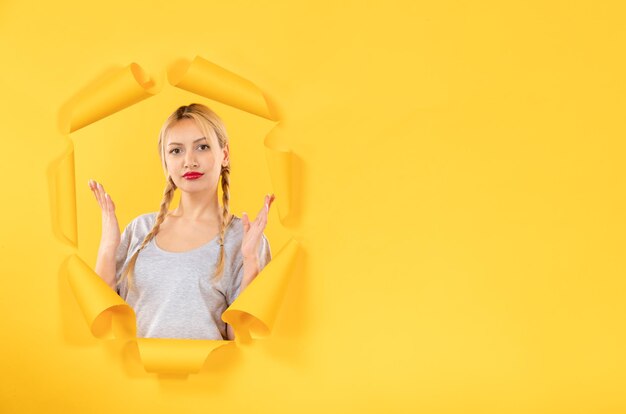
left=88, top=179, right=121, bottom=251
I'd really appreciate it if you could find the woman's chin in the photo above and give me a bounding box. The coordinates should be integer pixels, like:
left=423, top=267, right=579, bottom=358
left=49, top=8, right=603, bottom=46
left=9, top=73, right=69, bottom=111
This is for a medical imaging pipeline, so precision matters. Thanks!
left=178, top=183, right=215, bottom=194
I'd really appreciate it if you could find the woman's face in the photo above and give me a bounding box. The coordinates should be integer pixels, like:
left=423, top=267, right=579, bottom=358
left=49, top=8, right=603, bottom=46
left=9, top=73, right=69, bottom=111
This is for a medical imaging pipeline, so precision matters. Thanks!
left=164, top=118, right=229, bottom=194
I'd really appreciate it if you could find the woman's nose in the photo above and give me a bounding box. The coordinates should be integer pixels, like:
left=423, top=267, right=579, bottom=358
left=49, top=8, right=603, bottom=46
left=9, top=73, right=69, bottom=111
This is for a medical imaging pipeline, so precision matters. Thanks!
left=185, top=154, right=198, bottom=168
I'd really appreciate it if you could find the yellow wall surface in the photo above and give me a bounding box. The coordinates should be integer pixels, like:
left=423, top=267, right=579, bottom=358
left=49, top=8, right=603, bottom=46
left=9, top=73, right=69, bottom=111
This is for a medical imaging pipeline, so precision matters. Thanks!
left=1, top=1, right=625, bottom=413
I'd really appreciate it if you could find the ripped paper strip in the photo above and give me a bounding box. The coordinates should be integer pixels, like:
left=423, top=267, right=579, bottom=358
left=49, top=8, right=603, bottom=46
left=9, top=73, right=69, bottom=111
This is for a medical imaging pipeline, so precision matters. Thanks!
left=61, top=63, right=158, bottom=133
left=169, top=56, right=278, bottom=121
left=57, top=56, right=300, bottom=374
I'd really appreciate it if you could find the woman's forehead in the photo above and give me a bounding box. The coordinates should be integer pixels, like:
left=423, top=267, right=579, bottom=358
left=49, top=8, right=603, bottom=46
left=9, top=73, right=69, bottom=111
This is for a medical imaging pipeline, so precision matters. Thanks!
left=166, top=120, right=216, bottom=145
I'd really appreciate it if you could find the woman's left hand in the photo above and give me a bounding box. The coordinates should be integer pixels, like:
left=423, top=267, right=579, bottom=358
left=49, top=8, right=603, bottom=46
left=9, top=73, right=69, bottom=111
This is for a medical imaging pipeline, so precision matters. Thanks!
left=241, top=193, right=275, bottom=262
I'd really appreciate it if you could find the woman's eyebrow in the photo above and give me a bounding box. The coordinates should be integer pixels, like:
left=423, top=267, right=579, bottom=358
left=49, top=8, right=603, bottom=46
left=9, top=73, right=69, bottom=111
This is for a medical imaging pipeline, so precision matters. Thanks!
left=168, top=137, right=207, bottom=146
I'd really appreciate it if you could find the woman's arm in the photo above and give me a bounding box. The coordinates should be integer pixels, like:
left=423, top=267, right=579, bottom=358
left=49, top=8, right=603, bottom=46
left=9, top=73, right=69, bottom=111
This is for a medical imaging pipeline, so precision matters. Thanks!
left=95, top=246, right=117, bottom=290
left=225, top=256, right=261, bottom=340
left=89, top=179, right=122, bottom=291
left=228, top=194, right=274, bottom=340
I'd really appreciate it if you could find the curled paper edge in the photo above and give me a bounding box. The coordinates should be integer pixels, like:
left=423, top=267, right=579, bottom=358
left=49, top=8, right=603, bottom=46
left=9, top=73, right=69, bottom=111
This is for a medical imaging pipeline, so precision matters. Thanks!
left=60, top=62, right=159, bottom=134
left=52, top=147, right=77, bottom=245
left=66, top=254, right=136, bottom=339
left=222, top=238, right=301, bottom=340
left=168, top=55, right=278, bottom=121
left=136, top=338, right=234, bottom=374
left=264, top=126, right=294, bottom=222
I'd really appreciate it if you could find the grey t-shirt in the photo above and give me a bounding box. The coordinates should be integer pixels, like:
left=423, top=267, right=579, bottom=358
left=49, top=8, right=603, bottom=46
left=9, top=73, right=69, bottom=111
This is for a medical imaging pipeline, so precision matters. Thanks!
left=114, top=212, right=271, bottom=340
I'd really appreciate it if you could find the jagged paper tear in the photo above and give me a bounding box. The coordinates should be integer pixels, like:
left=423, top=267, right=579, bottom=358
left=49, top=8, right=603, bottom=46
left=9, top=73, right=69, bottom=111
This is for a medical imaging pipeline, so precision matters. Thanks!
left=57, top=56, right=300, bottom=374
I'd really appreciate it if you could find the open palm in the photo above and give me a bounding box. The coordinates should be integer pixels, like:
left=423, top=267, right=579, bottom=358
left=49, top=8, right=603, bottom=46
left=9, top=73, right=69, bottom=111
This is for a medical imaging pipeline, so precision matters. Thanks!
left=241, top=194, right=275, bottom=261
left=88, top=179, right=121, bottom=250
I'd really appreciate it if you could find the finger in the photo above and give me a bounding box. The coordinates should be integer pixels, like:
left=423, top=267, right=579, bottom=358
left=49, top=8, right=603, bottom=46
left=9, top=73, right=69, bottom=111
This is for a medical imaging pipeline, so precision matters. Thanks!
left=262, top=193, right=272, bottom=214
left=255, top=199, right=268, bottom=224
left=105, top=192, right=112, bottom=214
left=252, top=212, right=267, bottom=233
left=265, top=194, right=275, bottom=218
left=88, top=179, right=99, bottom=205
left=264, top=194, right=274, bottom=217
left=98, top=183, right=110, bottom=214
left=92, top=181, right=104, bottom=209
left=109, top=193, right=116, bottom=211
left=268, top=193, right=275, bottom=209
left=89, top=179, right=97, bottom=197
left=97, top=183, right=107, bottom=211
left=258, top=194, right=274, bottom=229
left=246, top=221, right=263, bottom=240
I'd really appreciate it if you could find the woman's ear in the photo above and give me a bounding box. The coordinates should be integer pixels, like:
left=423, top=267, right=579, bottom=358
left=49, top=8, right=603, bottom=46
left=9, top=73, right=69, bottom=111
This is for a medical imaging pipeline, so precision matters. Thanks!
left=222, top=143, right=230, bottom=167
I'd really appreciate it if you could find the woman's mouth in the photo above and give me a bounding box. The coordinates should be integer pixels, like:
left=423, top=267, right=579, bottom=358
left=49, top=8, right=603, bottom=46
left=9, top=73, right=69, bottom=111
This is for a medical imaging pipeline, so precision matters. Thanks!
left=183, top=172, right=204, bottom=180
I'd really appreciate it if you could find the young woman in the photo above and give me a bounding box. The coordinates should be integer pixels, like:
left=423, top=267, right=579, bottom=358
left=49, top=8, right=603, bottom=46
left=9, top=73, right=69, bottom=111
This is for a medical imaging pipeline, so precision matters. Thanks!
left=89, top=103, right=275, bottom=341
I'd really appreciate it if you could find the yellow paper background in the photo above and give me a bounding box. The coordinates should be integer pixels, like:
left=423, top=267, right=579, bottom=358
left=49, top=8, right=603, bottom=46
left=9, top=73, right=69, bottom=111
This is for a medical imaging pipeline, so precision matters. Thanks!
left=1, top=1, right=625, bottom=413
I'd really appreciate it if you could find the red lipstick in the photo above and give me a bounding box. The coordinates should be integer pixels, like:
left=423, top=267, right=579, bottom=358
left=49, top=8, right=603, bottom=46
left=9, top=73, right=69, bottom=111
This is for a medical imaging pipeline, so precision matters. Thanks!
left=183, top=172, right=204, bottom=180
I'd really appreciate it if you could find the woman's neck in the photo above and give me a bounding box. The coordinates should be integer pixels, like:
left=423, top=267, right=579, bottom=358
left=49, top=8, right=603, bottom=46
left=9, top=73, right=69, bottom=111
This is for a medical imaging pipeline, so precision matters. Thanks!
left=170, top=191, right=221, bottom=223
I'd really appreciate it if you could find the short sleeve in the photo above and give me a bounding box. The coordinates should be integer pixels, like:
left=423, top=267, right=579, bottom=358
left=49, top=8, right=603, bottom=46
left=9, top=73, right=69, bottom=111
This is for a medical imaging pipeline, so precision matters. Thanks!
left=114, top=221, right=133, bottom=297
left=227, top=234, right=272, bottom=306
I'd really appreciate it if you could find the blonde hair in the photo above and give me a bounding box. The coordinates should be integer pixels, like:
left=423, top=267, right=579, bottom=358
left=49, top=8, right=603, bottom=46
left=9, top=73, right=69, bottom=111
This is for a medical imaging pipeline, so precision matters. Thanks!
left=116, top=103, right=234, bottom=294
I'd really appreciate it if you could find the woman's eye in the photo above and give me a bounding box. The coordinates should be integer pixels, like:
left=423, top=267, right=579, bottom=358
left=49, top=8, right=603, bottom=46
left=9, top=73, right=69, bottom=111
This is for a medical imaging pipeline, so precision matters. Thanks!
left=169, top=144, right=209, bottom=155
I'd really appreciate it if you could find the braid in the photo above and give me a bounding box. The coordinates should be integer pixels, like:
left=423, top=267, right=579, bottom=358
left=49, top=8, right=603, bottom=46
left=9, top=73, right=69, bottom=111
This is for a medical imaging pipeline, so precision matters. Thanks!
left=213, top=164, right=233, bottom=282
left=116, top=176, right=177, bottom=294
